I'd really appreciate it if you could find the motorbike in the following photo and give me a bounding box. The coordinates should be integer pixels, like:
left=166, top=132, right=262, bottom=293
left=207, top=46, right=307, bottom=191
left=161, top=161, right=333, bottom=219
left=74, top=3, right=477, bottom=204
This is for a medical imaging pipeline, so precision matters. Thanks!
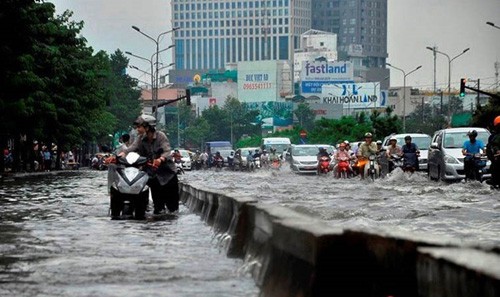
left=175, top=161, right=184, bottom=175
left=388, top=154, right=404, bottom=173
left=193, top=159, right=203, bottom=170
left=270, top=158, right=281, bottom=170
left=213, top=157, right=224, bottom=171
left=253, top=156, right=261, bottom=169
left=465, top=153, right=487, bottom=182
left=336, top=157, right=351, bottom=178
left=318, top=156, right=331, bottom=175
left=365, top=155, right=378, bottom=180
left=402, top=152, right=418, bottom=173
left=108, top=152, right=150, bottom=220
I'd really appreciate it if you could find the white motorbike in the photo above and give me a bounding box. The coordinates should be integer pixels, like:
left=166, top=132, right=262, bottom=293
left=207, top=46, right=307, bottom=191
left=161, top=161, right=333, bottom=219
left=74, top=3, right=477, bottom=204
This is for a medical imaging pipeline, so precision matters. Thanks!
left=108, top=152, right=150, bottom=220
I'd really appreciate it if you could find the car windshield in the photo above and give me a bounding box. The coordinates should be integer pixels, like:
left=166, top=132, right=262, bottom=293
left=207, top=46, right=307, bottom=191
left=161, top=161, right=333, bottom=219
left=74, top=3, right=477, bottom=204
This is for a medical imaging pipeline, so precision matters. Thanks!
left=443, top=131, right=489, bottom=149
left=179, top=150, right=190, bottom=157
left=397, top=136, right=431, bottom=150
left=265, top=143, right=289, bottom=153
left=293, top=146, right=319, bottom=156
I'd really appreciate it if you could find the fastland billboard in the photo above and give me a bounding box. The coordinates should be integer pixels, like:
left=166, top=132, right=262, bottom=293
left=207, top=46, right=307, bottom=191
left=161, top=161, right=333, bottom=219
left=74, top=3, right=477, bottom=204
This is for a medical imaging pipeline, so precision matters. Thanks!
left=300, top=61, right=354, bottom=97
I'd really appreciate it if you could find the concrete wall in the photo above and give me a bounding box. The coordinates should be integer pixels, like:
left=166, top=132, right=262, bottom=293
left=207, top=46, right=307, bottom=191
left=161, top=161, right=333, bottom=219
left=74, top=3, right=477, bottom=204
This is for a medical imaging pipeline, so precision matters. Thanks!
left=179, top=182, right=500, bottom=297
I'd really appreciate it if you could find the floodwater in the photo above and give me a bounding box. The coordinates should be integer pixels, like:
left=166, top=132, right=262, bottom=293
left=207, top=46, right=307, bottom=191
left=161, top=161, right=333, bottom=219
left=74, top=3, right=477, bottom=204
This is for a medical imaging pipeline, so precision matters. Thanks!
left=0, top=171, right=259, bottom=297
left=183, top=166, right=500, bottom=248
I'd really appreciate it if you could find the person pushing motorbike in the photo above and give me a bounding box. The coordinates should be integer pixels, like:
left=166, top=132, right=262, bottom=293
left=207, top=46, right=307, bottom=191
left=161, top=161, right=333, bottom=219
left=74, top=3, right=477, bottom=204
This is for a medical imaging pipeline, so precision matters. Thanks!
left=118, top=114, right=179, bottom=215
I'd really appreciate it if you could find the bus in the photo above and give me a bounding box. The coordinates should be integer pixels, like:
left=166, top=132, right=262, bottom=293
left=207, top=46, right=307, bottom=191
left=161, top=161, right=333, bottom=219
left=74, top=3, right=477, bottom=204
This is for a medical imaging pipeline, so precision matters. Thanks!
left=261, top=137, right=291, bottom=154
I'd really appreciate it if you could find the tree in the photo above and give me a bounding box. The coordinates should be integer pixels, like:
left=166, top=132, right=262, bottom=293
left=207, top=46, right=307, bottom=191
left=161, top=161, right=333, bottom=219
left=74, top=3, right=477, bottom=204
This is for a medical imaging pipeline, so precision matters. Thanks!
left=294, top=103, right=316, bottom=131
left=471, top=95, right=500, bottom=130
left=370, top=107, right=402, bottom=139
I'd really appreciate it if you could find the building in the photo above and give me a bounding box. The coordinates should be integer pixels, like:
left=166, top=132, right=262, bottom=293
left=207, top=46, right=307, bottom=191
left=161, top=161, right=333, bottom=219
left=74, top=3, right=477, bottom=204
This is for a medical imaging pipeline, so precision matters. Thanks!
left=293, top=29, right=338, bottom=82
left=311, top=0, right=388, bottom=81
left=171, top=0, right=311, bottom=73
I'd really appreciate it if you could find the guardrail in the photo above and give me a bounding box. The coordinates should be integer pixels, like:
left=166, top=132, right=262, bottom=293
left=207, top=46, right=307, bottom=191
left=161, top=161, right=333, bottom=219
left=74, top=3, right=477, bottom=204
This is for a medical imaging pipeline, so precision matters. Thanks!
left=179, top=181, right=500, bottom=297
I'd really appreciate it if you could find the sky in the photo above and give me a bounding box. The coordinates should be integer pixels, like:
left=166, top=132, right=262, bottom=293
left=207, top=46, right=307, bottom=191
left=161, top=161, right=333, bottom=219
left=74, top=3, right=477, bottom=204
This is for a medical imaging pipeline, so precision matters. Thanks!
left=49, top=0, right=500, bottom=92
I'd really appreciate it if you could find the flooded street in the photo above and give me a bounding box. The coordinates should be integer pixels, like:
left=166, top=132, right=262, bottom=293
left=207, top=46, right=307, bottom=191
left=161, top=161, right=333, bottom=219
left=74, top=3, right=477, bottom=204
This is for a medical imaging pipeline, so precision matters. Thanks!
left=183, top=167, right=500, bottom=248
left=1, top=167, right=499, bottom=297
left=0, top=171, right=259, bottom=297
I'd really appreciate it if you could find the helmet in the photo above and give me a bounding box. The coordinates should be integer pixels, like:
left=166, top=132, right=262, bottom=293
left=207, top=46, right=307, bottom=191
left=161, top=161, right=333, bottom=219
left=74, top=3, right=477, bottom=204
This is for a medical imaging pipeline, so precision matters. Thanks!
left=404, top=135, right=412, bottom=141
left=344, top=140, right=349, bottom=145
left=364, top=132, right=373, bottom=138
left=216, top=151, right=220, bottom=155
left=389, top=136, right=397, bottom=143
left=376, top=140, right=382, bottom=145
left=318, top=147, right=325, bottom=151
left=134, top=114, right=156, bottom=128
left=494, top=116, right=500, bottom=127
left=467, top=129, right=478, bottom=137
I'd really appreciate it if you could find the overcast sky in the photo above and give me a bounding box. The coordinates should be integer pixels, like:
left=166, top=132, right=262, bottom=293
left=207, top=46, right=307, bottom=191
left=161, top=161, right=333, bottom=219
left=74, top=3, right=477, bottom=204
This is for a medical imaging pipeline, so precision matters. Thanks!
left=49, top=0, right=500, bottom=91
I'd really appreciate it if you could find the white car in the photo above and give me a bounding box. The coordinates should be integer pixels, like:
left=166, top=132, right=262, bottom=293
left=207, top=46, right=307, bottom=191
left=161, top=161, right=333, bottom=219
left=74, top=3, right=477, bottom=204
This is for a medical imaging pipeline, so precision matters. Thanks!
left=428, top=127, right=491, bottom=181
left=289, top=144, right=321, bottom=174
left=178, top=149, right=192, bottom=170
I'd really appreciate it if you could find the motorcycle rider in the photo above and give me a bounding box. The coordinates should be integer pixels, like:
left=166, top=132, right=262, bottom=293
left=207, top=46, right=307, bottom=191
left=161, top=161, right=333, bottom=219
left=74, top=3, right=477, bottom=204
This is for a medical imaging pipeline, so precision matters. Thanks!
left=227, top=151, right=235, bottom=169
left=333, top=142, right=353, bottom=177
left=357, top=132, right=379, bottom=178
left=316, top=147, right=331, bottom=174
left=119, top=114, right=179, bottom=215
left=260, top=149, right=269, bottom=168
left=386, top=136, right=403, bottom=172
left=213, top=151, right=224, bottom=167
left=172, top=149, right=184, bottom=174
left=246, top=150, right=254, bottom=170
left=402, top=135, right=420, bottom=171
left=234, top=149, right=243, bottom=170
left=462, top=130, right=485, bottom=181
left=487, top=116, right=500, bottom=188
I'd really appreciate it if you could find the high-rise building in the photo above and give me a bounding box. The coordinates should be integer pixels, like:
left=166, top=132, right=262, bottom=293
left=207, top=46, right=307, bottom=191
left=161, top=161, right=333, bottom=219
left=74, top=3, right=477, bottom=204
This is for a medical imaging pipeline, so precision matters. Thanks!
left=171, top=0, right=311, bottom=72
left=311, top=0, right=388, bottom=78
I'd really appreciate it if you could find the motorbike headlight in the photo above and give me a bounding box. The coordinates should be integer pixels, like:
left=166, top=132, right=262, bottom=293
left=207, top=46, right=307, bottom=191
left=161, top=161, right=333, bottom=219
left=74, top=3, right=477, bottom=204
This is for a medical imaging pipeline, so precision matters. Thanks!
left=444, top=154, right=460, bottom=164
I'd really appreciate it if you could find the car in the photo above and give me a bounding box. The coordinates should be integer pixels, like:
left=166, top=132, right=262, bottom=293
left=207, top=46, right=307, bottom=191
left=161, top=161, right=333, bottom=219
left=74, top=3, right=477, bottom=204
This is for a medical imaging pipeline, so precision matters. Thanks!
left=288, top=144, right=322, bottom=174
left=428, top=127, right=491, bottom=181
left=381, top=133, right=432, bottom=171
left=178, top=149, right=192, bottom=170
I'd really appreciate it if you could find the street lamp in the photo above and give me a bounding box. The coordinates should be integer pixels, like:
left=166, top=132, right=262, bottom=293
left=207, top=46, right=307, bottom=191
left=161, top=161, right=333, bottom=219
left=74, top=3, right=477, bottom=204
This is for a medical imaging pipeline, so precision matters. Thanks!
left=386, top=63, right=422, bottom=132
left=131, top=26, right=179, bottom=120
left=425, top=47, right=470, bottom=122
left=486, top=21, right=500, bottom=30
left=125, top=51, right=154, bottom=104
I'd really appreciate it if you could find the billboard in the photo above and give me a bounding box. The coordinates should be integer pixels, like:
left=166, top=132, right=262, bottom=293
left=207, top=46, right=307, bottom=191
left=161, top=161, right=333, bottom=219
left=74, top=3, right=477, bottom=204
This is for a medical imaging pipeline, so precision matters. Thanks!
left=244, top=101, right=293, bottom=128
left=300, top=61, right=354, bottom=96
left=238, top=61, right=278, bottom=102
left=321, top=83, right=386, bottom=109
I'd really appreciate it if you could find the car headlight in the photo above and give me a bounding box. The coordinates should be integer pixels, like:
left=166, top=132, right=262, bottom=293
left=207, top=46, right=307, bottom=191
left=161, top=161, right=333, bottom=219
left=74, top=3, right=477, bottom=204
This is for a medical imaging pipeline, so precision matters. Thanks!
left=444, top=154, right=460, bottom=164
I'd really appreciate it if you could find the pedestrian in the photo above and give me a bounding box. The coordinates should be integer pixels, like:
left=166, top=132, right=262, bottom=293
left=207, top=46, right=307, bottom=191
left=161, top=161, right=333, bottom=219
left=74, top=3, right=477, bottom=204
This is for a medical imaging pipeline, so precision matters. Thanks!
left=43, top=146, right=52, bottom=172
left=119, top=114, right=179, bottom=214
left=487, top=116, right=500, bottom=189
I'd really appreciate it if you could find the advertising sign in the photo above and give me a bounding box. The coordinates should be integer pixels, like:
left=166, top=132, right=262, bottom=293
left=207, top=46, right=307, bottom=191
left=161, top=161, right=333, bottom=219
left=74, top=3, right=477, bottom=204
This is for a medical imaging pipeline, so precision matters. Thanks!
left=238, top=61, right=278, bottom=102
left=300, top=61, right=354, bottom=96
left=321, top=83, right=386, bottom=109
left=243, top=101, right=293, bottom=128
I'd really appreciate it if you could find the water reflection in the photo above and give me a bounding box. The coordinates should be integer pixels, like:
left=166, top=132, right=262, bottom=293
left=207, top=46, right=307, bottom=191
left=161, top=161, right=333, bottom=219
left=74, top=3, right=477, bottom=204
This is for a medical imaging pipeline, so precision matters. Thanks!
left=0, top=171, right=258, bottom=297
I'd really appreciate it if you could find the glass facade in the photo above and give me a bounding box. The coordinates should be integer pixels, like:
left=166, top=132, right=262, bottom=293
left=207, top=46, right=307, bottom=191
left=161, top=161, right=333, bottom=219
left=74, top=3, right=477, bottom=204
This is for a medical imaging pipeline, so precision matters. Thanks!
left=171, top=0, right=310, bottom=71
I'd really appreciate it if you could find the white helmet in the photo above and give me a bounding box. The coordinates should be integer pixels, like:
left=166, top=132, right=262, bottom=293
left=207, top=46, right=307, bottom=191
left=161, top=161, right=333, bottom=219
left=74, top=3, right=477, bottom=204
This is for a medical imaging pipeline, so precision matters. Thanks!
left=389, top=136, right=397, bottom=143
left=134, top=114, right=156, bottom=127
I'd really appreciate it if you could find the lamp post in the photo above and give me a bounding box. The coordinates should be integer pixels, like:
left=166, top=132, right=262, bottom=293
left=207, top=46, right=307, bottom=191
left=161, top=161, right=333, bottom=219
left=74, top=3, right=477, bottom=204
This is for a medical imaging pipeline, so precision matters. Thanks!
left=486, top=21, right=500, bottom=30
left=125, top=51, right=154, bottom=104
left=131, top=26, right=179, bottom=120
left=386, top=63, right=422, bottom=132
left=425, top=47, right=470, bottom=123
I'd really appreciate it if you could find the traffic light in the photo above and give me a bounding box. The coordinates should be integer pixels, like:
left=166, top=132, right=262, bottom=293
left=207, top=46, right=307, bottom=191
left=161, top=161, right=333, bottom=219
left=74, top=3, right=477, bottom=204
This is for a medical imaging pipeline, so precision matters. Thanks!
left=186, top=89, right=191, bottom=105
left=459, top=78, right=466, bottom=97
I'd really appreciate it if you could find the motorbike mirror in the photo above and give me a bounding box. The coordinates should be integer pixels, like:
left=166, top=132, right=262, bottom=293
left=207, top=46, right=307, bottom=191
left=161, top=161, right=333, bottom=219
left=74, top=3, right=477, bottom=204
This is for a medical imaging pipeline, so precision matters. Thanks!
left=430, top=142, right=439, bottom=149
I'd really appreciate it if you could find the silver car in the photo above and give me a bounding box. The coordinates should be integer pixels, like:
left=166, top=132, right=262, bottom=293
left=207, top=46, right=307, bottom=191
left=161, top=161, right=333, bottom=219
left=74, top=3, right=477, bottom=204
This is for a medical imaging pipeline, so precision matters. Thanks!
left=289, top=144, right=321, bottom=174
left=428, top=127, right=491, bottom=181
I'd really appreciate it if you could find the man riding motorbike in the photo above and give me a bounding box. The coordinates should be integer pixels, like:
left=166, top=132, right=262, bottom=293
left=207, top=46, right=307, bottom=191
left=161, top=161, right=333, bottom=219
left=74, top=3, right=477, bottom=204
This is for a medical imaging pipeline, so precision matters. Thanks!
left=333, top=142, right=353, bottom=178
left=401, top=135, right=420, bottom=172
left=462, top=129, right=485, bottom=182
left=386, top=136, right=403, bottom=173
left=357, top=132, right=380, bottom=178
left=316, top=147, right=332, bottom=174
left=268, top=147, right=281, bottom=168
left=118, top=114, right=179, bottom=215
left=487, top=116, right=500, bottom=189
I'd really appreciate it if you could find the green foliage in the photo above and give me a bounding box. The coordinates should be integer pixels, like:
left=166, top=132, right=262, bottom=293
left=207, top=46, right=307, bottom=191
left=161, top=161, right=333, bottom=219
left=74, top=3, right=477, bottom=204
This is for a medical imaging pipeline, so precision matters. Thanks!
left=471, top=95, right=500, bottom=130
left=0, top=1, right=141, bottom=155
left=370, top=107, right=402, bottom=139
left=293, top=103, right=315, bottom=130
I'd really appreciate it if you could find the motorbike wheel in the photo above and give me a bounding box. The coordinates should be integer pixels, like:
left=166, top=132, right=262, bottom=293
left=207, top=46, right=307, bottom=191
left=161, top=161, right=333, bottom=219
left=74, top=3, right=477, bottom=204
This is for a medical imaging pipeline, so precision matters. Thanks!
left=110, top=187, right=123, bottom=219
